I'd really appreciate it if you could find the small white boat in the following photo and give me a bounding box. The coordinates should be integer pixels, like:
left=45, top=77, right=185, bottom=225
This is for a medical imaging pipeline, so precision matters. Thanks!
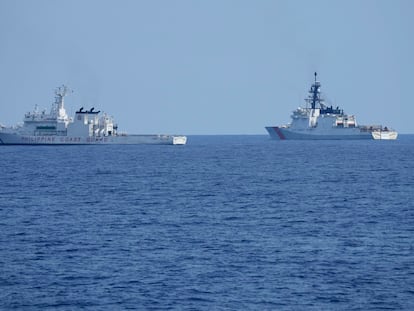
left=371, top=128, right=398, bottom=140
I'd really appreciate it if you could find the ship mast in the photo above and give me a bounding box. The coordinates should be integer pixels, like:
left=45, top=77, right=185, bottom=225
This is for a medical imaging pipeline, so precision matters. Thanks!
left=309, top=72, right=322, bottom=110
left=306, top=72, right=324, bottom=128
left=52, top=85, right=72, bottom=121
left=55, top=85, right=71, bottom=108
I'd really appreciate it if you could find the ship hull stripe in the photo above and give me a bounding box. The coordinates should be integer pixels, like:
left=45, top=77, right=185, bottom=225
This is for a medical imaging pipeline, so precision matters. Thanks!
left=274, top=127, right=286, bottom=140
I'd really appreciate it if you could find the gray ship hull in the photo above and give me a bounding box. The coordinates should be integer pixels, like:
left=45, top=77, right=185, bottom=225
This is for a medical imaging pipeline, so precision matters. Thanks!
left=0, top=132, right=186, bottom=145
left=265, top=126, right=372, bottom=140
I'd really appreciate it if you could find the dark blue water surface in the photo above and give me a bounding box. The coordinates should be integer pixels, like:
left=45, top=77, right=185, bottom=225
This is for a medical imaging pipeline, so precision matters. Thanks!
left=1, top=135, right=414, bottom=310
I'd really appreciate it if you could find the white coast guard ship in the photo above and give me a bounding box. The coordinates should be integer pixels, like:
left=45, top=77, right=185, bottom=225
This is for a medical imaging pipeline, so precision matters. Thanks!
left=0, top=85, right=187, bottom=145
left=265, top=73, right=397, bottom=140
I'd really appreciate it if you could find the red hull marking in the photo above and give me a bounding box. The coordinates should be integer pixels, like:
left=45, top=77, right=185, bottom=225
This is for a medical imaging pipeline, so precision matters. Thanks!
left=273, top=127, right=286, bottom=140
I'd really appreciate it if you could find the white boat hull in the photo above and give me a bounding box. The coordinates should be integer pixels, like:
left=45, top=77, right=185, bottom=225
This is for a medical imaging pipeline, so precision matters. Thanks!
left=0, top=132, right=187, bottom=145
left=371, top=131, right=398, bottom=140
left=265, top=126, right=373, bottom=140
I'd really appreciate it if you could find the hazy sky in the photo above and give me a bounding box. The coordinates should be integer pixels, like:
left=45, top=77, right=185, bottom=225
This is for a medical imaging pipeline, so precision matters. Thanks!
left=1, top=0, right=413, bottom=134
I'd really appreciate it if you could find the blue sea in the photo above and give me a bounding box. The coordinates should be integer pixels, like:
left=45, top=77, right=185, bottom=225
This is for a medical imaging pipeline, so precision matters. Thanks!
left=1, top=135, right=414, bottom=310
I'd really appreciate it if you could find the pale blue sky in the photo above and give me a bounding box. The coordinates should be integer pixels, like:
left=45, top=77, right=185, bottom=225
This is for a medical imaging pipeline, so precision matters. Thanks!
left=1, top=0, right=413, bottom=134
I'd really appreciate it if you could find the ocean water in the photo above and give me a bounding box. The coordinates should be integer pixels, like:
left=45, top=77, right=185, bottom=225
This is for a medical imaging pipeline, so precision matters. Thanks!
left=1, top=135, right=414, bottom=310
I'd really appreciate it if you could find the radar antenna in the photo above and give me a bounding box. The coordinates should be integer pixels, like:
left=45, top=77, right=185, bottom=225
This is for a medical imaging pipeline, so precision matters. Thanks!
left=55, top=85, right=73, bottom=98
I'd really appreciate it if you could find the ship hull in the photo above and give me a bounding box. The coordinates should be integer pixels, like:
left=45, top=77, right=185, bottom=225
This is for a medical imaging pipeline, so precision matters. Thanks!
left=265, top=126, right=373, bottom=140
left=0, top=132, right=186, bottom=145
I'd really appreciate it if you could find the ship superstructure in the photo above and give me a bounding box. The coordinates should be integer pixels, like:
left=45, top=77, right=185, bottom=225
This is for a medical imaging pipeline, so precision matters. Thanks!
left=265, top=73, right=397, bottom=140
left=0, top=85, right=187, bottom=145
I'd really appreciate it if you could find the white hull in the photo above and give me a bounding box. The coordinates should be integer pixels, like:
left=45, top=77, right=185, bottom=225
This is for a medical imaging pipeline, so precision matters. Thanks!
left=371, top=131, right=398, bottom=140
left=0, top=132, right=187, bottom=145
left=266, top=126, right=372, bottom=140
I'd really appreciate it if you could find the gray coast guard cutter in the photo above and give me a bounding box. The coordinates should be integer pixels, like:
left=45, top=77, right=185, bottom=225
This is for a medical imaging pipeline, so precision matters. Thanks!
left=265, top=73, right=397, bottom=140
